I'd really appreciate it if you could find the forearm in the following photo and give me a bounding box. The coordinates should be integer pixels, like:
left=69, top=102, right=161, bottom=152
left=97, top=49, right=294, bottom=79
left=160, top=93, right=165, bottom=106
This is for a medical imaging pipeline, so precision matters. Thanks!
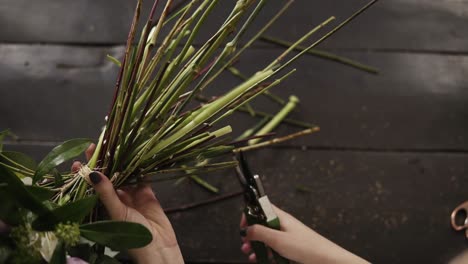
left=299, top=235, right=369, bottom=264
left=277, top=227, right=369, bottom=264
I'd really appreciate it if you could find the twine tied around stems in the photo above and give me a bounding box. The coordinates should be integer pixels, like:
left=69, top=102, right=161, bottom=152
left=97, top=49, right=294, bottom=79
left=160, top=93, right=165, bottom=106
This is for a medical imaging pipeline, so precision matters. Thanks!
left=78, top=165, right=119, bottom=186
left=78, top=165, right=93, bottom=185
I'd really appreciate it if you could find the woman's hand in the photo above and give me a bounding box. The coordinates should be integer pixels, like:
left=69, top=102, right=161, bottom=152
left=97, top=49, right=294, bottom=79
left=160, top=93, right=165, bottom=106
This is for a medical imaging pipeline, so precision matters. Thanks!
left=240, top=204, right=369, bottom=264
left=72, top=145, right=183, bottom=264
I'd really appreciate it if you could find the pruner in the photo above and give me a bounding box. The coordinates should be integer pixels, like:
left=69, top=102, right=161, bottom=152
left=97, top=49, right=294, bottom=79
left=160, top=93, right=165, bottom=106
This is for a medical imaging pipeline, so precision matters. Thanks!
left=451, top=200, right=468, bottom=238
left=236, top=152, right=289, bottom=264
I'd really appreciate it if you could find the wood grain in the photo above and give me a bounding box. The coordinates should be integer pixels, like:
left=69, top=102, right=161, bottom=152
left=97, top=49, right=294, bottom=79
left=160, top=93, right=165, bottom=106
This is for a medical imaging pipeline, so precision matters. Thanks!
left=4, top=144, right=467, bottom=263
left=1, top=1, right=467, bottom=263
left=1, top=45, right=467, bottom=150
left=1, top=0, right=467, bottom=52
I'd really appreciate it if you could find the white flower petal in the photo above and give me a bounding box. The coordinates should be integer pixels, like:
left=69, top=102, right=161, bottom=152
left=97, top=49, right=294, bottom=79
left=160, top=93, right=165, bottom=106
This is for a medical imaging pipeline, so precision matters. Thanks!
left=39, top=232, right=58, bottom=262
left=21, top=177, right=32, bottom=186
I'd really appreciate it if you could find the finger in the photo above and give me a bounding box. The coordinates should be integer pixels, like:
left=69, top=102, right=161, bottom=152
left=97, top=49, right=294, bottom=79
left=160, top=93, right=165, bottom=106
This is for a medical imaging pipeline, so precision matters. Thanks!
left=71, top=161, right=82, bottom=173
left=270, top=204, right=302, bottom=231
left=116, top=189, right=133, bottom=207
left=120, top=185, right=134, bottom=193
left=240, top=213, right=249, bottom=243
left=248, top=253, right=256, bottom=263
left=0, top=220, right=10, bottom=234
left=133, top=184, right=169, bottom=225
left=240, top=225, right=249, bottom=243
left=85, top=143, right=96, bottom=161
left=241, top=242, right=252, bottom=255
left=89, top=171, right=126, bottom=220
left=133, top=184, right=158, bottom=206
left=240, top=213, right=248, bottom=228
left=245, top=224, right=285, bottom=250
left=271, top=204, right=289, bottom=218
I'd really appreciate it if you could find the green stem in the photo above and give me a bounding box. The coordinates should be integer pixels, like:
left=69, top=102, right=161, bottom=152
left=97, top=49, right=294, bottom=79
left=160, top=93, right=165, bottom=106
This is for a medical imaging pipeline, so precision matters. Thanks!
left=265, top=16, right=336, bottom=71
left=234, top=127, right=320, bottom=153
left=238, top=108, right=314, bottom=128
left=276, top=0, right=380, bottom=72
left=249, top=95, right=299, bottom=145
left=181, top=161, right=219, bottom=194
left=260, top=35, right=378, bottom=74
left=210, top=69, right=296, bottom=125
left=236, top=116, right=270, bottom=140
left=0, top=162, right=33, bottom=176
left=143, top=69, right=275, bottom=159
left=0, top=153, right=35, bottom=173
left=88, top=128, right=106, bottom=169
left=227, top=66, right=286, bottom=105
left=190, top=175, right=219, bottom=194
left=196, top=95, right=314, bottom=129
left=198, top=0, right=294, bottom=95
left=151, top=161, right=237, bottom=174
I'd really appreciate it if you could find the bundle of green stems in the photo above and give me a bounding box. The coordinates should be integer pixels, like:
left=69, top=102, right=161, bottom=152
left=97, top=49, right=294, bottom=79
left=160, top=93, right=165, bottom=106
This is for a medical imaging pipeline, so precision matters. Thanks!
left=27, top=0, right=378, bottom=202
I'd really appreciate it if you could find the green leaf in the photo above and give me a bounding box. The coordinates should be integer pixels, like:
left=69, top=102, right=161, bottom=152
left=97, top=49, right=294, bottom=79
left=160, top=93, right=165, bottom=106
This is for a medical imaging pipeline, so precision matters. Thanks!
left=25, top=186, right=55, bottom=201
left=0, top=151, right=37, bottom=170
left=190, top=175, right=219, bottom=193
left=33, top=138, right=92, bottom=183
left=80, top=221, right=153, bottom=250
left=52, top=168, right=64, bottom=188
left=68, top=244, right=93, bottom=263
left=49, top=241, right=66, bottom=264
left=0, top=163, right=49, bottom=216
left=96, top=255, right=121, bottom=264
left=106, top=54, right=122, bottom=67
left=33, top=195, right=98, bottom=231
left=0, top=186, right=23, bottom=225
left=0, top=245, right=12, bottom=263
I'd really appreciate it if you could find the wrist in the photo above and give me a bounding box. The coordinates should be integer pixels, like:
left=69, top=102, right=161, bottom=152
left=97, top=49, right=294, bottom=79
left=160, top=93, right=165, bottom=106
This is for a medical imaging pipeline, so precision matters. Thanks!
left=130, top=244, right=184, bottom=264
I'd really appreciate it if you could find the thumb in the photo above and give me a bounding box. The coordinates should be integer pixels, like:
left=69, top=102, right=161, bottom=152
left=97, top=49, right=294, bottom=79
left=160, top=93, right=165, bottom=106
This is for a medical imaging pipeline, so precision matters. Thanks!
left=245, top=224, right=286, bottom=250
left=89, top=171, right=126, bottom=220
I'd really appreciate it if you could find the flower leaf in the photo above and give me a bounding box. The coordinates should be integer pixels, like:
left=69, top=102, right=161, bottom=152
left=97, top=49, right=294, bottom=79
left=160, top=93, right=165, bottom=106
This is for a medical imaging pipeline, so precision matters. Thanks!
left=33, top=195, right=98, bottom=231
left=0, top=185, right=22, bottom=225
left=25, top=186, right=55, bottom=201
left=49, top=241, right=66, bottom=264
left=0, top=163, right=49, bottom=216
left=68, top=244, right=94, bottom=263
left=106, top=54, right=122, bottom=67
left=0, top=151, right=37, bottom=170
left=52, top=168, right=64, bottom=188
left=96, top=255, right=122, bottom=264
left=33, top=138, right=92, bottom=184
left=80, top=221, right=153, bottom=250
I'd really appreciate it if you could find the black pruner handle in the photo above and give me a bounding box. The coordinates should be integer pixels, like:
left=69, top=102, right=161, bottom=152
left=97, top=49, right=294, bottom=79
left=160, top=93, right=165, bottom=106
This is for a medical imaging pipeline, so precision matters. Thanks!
left=244, top=208, right=270, bottom=264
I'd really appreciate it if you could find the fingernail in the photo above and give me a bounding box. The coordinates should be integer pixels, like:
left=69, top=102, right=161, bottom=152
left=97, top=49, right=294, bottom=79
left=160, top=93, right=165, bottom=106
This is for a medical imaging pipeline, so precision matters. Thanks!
left=89, top=171, right=101, bottom=185
left=240, top=227, right=248, bottom=237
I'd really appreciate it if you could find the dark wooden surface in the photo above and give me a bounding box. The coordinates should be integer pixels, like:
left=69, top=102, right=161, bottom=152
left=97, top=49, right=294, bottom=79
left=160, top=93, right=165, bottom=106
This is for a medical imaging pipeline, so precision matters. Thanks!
left=1, top=0, right=468, bottom=263
left=2, top=0, right=468, bottom=51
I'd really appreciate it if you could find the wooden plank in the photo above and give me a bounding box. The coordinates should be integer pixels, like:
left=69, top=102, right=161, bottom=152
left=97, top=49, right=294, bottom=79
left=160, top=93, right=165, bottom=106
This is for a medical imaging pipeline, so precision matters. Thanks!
left=0, top=0, right=467, bottom=52
left=0, top=44, right=123, bottom=140
left=216, top=49, right=468, bottom=150
left=3, top=144, right=468, bottom=263
left=1, top=45, right=468, bottom=150
left=170, top=148, right=468, bottom=263
left=0, top=0, right=143, bottom=44
left=257, top=0, right=468, bottom=52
